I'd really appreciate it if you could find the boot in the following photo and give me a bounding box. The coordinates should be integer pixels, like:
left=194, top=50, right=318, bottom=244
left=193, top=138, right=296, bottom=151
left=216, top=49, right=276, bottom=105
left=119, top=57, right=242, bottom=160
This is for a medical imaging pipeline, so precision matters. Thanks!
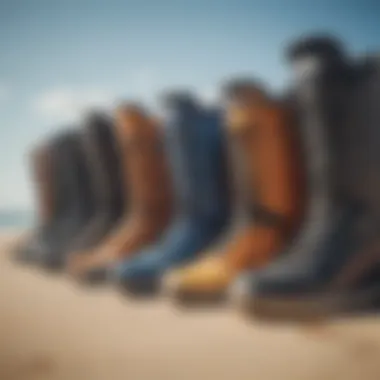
left=16, top=131, right=75, bottom=264
left=163, top=81, right=306, bottom=303
left=36, top=129, right=95, bottom=270
left=33, top=144, right=56, bottom=223
left=109, top=92, right=231, bottom=295
left=67, top=112, right=126, bottom=258
left=234, top=35, right=380, bottom=320
left=14, top=143, right=56, bottom=263
left=68, top=104, right=173, bottom=281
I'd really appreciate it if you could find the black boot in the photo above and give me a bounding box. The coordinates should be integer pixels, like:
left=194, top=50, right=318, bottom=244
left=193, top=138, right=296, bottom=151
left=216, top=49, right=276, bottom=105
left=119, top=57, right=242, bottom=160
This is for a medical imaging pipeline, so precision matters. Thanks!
left=67, top=111, right=126, bottom=255
left=15, top=141, right=58, bottom=263
left=236, top=35, right=380, bottom=320
left=16, top=132, right=73, bottom=264
left=37, top=129, right=95, bottom=270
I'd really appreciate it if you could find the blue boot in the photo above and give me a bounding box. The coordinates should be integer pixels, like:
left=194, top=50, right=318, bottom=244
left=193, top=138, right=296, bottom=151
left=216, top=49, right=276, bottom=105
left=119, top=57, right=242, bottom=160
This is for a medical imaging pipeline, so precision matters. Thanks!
left=110, top=92, right=231, bottom=295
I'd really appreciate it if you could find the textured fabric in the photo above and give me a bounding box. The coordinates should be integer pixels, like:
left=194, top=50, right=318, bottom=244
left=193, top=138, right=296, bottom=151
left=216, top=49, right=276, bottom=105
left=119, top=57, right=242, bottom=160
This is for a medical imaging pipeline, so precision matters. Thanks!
left=164, top=92, right=306, bottom=296
left=68, top=105, right=173, bottom=277
left=110, top=96, right=231, bottom=292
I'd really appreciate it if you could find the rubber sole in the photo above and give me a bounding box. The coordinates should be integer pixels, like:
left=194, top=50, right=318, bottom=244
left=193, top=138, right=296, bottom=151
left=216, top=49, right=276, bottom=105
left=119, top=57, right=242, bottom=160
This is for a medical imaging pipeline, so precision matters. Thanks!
left=242, top=285, right=380, bottom=322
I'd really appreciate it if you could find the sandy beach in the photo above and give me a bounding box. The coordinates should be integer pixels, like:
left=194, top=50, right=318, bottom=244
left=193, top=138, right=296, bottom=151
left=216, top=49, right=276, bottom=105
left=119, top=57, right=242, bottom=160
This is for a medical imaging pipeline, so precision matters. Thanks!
left=1, top=230, right=380, bottom=380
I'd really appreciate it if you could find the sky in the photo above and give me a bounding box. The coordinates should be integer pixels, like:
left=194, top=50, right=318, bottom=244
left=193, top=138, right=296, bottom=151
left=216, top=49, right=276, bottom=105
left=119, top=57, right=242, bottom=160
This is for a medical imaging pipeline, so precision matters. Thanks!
left=0, top=0, right=379, bottom=210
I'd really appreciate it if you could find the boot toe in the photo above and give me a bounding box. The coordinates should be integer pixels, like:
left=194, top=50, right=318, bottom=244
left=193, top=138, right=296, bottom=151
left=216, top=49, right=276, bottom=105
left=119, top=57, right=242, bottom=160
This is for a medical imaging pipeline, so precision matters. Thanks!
left=111, top=255, right=162, bottom=296
left=168, top=264, right=230, bottom=303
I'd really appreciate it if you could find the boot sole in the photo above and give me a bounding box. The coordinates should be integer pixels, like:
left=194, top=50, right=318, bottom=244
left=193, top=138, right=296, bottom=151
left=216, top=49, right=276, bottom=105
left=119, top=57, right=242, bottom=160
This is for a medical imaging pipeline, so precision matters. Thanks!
left=12, top=251, right=37, bottom=266
left=172, top=289, right=227, bottom=307
left=243, top=285, right=380, bottom=322
left=74, top=267, right=109, bottom=286
left=39, top=253, right=65, bottom=273
left=118, top=279, right=160, bottom=298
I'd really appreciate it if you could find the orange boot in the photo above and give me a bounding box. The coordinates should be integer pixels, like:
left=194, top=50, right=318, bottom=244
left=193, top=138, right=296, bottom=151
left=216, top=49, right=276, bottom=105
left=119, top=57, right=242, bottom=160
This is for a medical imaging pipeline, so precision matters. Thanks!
left=164, top=80, right=306, bottom=301
left=68, top=104, right=173, bottom=279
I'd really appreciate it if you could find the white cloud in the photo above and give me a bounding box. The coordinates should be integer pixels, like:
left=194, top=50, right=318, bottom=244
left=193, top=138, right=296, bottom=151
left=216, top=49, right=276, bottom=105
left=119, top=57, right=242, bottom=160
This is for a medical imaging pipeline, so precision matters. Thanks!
left=31, top=68, right=221, bottom=125
left=198, top=85, right=220, bottom=106
left=31, top=67, right=162, bottom=123
left=32, top=87, right=116, bottom=123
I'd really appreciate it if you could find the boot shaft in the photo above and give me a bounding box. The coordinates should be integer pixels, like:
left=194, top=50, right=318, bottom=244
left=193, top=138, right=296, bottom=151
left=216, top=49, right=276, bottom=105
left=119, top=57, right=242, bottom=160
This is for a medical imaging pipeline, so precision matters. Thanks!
left=115, top=104, right=173, bottom=222
left=160, top=92, right=231, bottom=223
left=288, top=35, right=354, bottom=207
left=29, top=144, right=56, bottom=224
left=289, top=36, right=380, bottom=245
left=53, top=130, right=94, bottom=219
left=224, top=80, right=306, bottom=236
left=42, top=132, right=74, bottom=223
left=345, top=55, right=380, bottom=220
left=82, top=112, right=125, bottom=217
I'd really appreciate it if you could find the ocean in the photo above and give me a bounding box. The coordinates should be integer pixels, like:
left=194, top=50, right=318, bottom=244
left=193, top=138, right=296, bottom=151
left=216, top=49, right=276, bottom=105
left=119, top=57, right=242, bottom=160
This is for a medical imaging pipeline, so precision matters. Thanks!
left=0, top=210, right=34, bottom=229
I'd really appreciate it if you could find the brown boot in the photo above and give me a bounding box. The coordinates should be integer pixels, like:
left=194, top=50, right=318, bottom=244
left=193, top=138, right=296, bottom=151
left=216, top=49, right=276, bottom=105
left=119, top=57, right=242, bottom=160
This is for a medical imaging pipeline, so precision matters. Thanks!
left=164, top=80, right=306, bottom=301
left=32, top=144, right=56, bottom=224
left=68, top=104, right=173, bottom=278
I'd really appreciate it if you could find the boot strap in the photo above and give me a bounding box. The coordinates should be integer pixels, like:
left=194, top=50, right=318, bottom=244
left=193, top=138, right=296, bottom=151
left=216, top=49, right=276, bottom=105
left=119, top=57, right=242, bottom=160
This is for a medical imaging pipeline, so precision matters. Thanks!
left=125, top=138, right=163, bottom=153
left=248, top=203, right=286, bottom=228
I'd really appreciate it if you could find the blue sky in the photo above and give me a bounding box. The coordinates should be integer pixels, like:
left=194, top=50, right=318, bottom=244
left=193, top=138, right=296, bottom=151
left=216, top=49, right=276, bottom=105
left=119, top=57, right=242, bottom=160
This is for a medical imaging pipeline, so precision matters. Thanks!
left=0, top=0, right=379, bottom=210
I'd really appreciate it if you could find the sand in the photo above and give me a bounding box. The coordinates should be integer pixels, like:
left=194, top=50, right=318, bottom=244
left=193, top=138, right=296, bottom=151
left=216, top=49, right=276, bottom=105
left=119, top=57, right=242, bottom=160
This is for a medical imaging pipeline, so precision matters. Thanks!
left=1, top=231, right=380, bottom=380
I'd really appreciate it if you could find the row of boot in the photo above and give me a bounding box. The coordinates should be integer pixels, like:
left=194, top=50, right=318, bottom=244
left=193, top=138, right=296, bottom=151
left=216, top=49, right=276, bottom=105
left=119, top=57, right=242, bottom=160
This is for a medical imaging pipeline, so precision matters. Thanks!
left=16, top=34, right=380, bottom=320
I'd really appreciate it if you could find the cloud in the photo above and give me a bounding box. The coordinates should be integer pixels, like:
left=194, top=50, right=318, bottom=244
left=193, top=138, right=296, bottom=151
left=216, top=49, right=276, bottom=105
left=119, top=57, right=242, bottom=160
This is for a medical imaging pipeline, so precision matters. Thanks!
left=31, top=67, right=161, bottom=123
left=31, top=68, right=222, bottom=124
left=32, top=87, right=116, bottom=123
left=198, top=85, right=220, bottom=106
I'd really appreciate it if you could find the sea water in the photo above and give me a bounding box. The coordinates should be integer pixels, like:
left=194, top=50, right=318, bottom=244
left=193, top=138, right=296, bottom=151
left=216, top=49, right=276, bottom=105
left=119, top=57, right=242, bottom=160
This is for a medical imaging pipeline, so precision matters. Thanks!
left=0, top=210, right=34, bottom=229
